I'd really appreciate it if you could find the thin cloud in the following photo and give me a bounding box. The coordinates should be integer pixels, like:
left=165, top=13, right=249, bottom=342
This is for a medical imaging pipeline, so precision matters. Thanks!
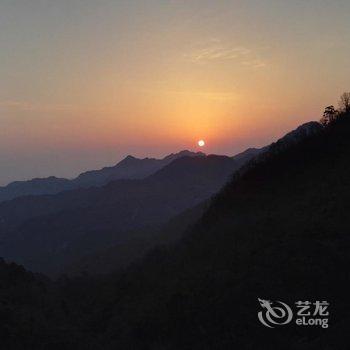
left=185, top=40, right=266, bottom=69
left=165, top=90, right=239, bottom=102
left=187, top=46, right=251, bottom=62
left=241, top=59, right=267, bottom=69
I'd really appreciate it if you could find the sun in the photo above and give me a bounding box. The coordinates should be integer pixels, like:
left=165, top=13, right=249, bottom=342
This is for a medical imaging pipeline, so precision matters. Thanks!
left=198, top=139, right=205, bottom=147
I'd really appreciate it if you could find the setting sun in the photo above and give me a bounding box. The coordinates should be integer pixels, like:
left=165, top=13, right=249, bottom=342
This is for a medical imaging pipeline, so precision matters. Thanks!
left=198, top=140, right=205, bottom=147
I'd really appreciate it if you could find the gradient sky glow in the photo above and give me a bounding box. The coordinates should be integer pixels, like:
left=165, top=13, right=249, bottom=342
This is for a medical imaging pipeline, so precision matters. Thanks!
left=1, top=0, right=350, bottom=185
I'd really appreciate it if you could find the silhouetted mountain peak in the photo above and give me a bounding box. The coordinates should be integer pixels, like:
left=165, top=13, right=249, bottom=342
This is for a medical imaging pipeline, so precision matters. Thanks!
left=125, top=155, right=136, bottom=160
left=117, top=155, right=143, bottom=166
left=163, top=150, right=206, bottom=161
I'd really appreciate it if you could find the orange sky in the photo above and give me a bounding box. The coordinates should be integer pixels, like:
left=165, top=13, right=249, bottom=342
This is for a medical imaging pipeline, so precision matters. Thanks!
left=1, top=1, right=350, bottom=184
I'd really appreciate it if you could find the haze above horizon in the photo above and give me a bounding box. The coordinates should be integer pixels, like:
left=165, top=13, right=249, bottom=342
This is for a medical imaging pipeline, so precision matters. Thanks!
left=1, top=0, right=350, bottom=184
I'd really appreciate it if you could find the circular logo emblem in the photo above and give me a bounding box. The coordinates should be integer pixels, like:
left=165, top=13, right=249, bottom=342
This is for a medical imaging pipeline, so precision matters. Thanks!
left=258, top=298, right=293, bottom=328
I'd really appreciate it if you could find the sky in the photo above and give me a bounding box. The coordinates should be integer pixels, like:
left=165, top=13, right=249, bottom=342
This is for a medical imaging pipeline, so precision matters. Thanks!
left=1, top=0, right=350, bottom=185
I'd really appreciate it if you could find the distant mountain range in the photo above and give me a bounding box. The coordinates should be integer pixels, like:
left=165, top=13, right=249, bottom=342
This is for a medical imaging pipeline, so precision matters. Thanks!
left=0, top=148, right=262, bottom=275
left=0, top=122, right=323, bottom=277
left=0, top=124, right=322, bottom=276
left=0, top=150, right=206, bottom=203
left=0, top=147, right=270, bottom=204
left=63, top=122, right=321, bottom=276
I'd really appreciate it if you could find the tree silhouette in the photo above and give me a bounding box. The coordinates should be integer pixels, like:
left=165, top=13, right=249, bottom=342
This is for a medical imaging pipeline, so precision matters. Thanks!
left=339, top=92, right=350, bottom=113
left=321, top=105, right=337, bottom=125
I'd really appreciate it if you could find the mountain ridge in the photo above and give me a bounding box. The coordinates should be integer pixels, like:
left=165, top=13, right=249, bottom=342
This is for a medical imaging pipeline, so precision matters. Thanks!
left=0, top=150, right=206, bottom=202
left=0, top=153, right=250, bottom=275
left=0, top=123, right=316, bottom=275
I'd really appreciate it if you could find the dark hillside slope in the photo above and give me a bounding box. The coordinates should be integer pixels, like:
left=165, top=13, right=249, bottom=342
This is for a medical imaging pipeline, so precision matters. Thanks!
left=64, top=201, right=209, bottom=276
left=0, top=259, right=62, bottom=349
left=67, top=117, right=350, bottom=349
